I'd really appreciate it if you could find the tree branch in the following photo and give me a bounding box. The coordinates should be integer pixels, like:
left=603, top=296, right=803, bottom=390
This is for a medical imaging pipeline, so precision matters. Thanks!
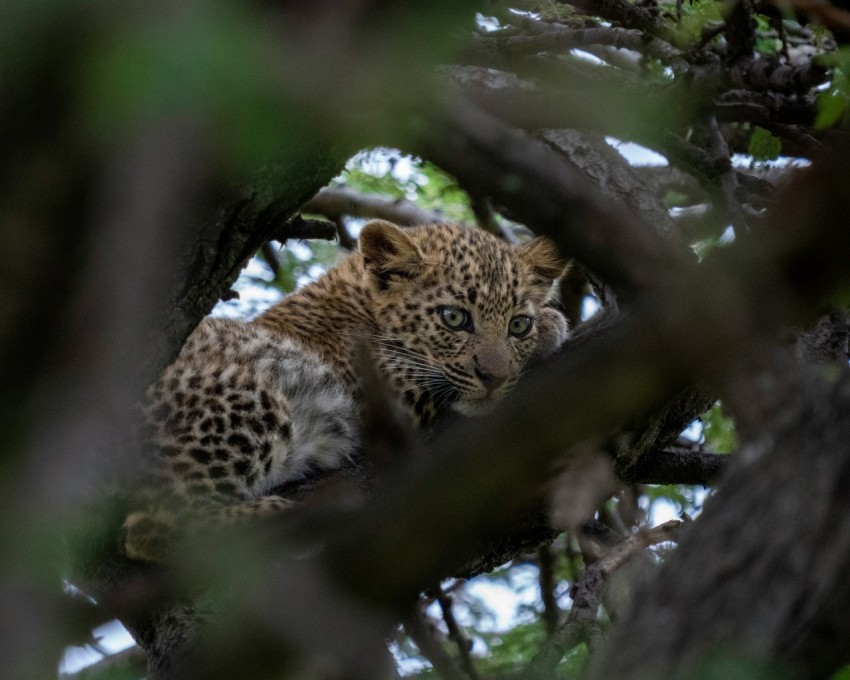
left=410, top=100, right=686, bottom=303
left=467, top=27, right=687, bottom=73
left=434, top=588, right=480, bottom=680
left=303, top=186, right=445, bottom=227
left=404, top=606, right=468, bottom=680
left=528, top=519, right=685, bottom=679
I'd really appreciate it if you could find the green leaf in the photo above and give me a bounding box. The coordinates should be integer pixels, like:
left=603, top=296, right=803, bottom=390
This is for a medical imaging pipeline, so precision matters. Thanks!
left=830, top=665, right=850, bottom=680
left=77, top=3, right=306, bottom=171
left=815, top=48, right=850, bottom=130
left=747, top=127, right=782, bottom=162
left=702, top=402, right=737, bottom=454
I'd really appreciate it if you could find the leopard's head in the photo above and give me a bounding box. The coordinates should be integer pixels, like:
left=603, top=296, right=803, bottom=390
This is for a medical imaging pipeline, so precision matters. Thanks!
left=360, top=220, right=568, bottom=427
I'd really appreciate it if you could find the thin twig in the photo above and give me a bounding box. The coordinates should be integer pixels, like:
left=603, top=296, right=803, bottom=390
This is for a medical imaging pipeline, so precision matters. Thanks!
left=260, top=242, right=281, bottom=278
left=435, top=588, right=481, bottom=680
left=527, top=519, right=686, bottom=679
left=538, top=544, right=560, bottom=637
left=334, top=216, right=356, bottom=250
left=707, top=116, right=748, bottom=231
left=404, top=604, right=467, bottom=680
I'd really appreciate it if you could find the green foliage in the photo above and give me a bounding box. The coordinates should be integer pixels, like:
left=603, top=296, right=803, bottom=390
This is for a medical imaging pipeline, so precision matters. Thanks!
left=816, top=49, right=850, bottom=130
left=825, top=285, right=850, bottom=309
left=748, top=127, right=782, bottom=163
left=643, top=57, right=676, bottom=82
left=830, top=665, right=850, bottom=680
left=249, top=149, right=477, bottom=303
left=663, top=190, right=690, bottom=208
left=690, top=651, right=795, bottom=679
left=479, top=622, right=587, bottom=678
left=691, top=234, right=725, bottom=261
left=672, top=1, right=724, bottom=43
left=754, top=16, right=781, bottom=55
left=263, top=240, right=340, bottom=295
left=63, top=495, right=131, bottom=580
left=644, top=484, right=698, bottom=515
left=77, top=2, right=308, bottom=172
left=557, top=642, right=590, bottom=678
left=702, top=401, right=737, bottom=453
left=338, top=149, right=475, bottom=221
left=480, top=620, right=548, bottom=673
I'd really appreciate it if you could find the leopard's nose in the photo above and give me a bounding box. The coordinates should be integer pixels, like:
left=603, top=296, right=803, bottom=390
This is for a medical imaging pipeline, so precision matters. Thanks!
left=475, top=367, right=508, bottom=392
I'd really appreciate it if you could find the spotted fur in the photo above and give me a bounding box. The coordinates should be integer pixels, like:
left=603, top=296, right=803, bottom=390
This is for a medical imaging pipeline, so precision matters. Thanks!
left=124, top=221, right=567, bottom=560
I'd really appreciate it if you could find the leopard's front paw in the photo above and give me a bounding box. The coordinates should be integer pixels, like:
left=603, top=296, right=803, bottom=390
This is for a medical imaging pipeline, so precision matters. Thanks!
left=534, top=307, right=569, bottom=360
left=123, top=509, right=177, bottom=562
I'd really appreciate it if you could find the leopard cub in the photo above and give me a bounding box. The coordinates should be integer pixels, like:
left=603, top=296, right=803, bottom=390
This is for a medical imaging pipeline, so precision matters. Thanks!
left=125, top=221, right=567, bottom=560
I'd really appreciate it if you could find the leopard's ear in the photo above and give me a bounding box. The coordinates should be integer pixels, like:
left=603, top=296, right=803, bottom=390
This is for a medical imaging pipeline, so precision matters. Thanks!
left=359, top=220, right=424, bottom=280
left=514, top=236, right=568, bottom=284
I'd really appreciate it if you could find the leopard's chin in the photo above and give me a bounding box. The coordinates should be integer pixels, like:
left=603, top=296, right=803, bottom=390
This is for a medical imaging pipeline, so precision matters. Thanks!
left=451, top=396, right=501, bottom=416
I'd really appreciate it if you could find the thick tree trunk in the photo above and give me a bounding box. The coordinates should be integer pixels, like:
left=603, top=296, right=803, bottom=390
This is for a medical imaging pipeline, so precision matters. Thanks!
left=590, top=362, right=850, bottom=679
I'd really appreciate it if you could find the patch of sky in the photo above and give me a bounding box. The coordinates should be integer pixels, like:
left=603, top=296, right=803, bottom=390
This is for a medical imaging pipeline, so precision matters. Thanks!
left=475, top=12, right=501, bottom=32
left=606, top=136, right=669, bottom=166
left=581, top=295, right=601, bottom=321
left=647, top=497, right=681, bottom=524
left=303, top=263, right=327, bottom=287
left=461, top=567, right=542, bottom=632
left=570, top=48, right=608, bottom=66
left=213, top=254, right=283, bottom=319
left=645, top=487, right=710, bottom=524
left=410, top=568, right=543, bottom=662
left=680, top=419, right=704, bottom=442
left=288, top=239, right=315, bottom=261
left=60, top=619, right=136, bottom=676
left=392, top=640, right=431, bottom=676
left=731, top=153, right=812, bottom=168
left=349, top=148, right=423, bottom=184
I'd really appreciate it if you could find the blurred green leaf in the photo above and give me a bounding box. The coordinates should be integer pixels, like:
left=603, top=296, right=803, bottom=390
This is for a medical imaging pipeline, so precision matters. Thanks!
left=77, top=2, right=306, bottom=171
left=338, top=149, right=475, bottom=221
left=748, top=127, right=782, bottom=162
left=672, top=1, right=724, bottom=42
left=691, top=235, right=723, bottom=261
left=644, top=484, right=692, bottom=513
left=830, top=665, right=850, bottom=680
left=702, top=401, right=737, bottom=454
left=816, top=49, right=850, bottom=130
left=480, top=620, right=547, bottom=672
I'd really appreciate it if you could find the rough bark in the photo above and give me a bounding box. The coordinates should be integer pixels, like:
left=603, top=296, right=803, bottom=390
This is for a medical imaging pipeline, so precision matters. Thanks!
left=589, top=365, right=850, bottom=679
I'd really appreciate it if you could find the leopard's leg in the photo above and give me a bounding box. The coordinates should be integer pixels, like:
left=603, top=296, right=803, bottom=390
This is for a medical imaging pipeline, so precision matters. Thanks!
left=534, top=306, right=569, bottom=360
left=124, top=361, right=298, bottom=561
left=123, top=495, right=301, bottom=562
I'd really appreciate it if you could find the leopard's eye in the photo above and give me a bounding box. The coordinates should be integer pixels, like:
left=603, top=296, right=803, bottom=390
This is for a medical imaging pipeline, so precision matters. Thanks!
left=509, top=315, right=533, bottom=338
left=439, top=306, right=471, bottom=331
